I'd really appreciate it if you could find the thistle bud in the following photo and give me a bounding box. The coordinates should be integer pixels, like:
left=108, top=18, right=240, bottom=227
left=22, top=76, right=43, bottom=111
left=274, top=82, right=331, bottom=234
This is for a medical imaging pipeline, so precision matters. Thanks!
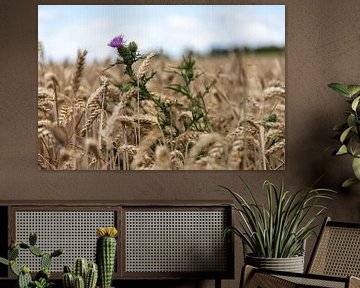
left=128, top=41, right=138, bottom=52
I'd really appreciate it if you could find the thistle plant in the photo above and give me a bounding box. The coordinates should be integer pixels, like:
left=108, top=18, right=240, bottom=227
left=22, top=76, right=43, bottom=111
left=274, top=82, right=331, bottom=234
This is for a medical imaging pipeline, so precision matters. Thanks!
left=106, top=35, right=213, bottom=138
left=0, top=232, right=63, bottom=288
left=96, top=227, right=118, bottom=288
left=106, top=35, right=173, bottom=133
left=328, top=82, right=360, bottom=187
left=167, top=54, right=213, bottom=133
left=221, top=179, right=335, bottom=258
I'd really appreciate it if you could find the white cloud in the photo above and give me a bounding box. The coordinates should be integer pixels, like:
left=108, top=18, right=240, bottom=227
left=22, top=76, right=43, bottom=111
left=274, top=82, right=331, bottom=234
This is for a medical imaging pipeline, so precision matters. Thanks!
left=38, top=9, right=57, bottom=21
left=38, top=5, right=285, bottom=62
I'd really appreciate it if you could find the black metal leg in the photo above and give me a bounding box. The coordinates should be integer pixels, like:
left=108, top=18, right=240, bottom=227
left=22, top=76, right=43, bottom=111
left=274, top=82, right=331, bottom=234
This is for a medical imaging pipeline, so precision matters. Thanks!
left=215, top=278, right=221, bottom=288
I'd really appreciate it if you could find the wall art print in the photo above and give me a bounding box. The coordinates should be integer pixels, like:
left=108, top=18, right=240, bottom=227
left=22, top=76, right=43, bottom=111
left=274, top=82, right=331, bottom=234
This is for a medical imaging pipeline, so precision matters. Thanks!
left=38, top=5, right=285, bottom=170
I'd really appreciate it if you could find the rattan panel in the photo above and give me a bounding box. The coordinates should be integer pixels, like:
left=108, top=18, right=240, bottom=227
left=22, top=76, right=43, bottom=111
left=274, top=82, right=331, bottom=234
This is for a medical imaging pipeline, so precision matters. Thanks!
left=277, top=275, right=345, bottom=288
left=125, top=210, right=227, bottom=273
left=15, top=211, right=115, bottom=272
left=310, top=226, right=360, bottom=277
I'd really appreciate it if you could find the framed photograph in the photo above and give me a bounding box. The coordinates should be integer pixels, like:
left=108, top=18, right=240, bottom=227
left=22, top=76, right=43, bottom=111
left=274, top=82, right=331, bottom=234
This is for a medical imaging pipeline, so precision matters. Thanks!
left=38, top=5, right=285, bottom=170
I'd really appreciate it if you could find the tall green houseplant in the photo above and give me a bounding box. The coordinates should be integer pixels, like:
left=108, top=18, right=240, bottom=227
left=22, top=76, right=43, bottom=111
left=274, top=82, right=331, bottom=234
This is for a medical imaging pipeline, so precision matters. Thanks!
left=328, top=83, right=360, bottom=187
left=222, top=180, right=334, bottom=271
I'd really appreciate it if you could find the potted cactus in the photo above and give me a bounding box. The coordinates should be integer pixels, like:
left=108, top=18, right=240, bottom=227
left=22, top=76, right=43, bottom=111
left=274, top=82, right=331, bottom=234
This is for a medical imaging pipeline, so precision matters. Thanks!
left=0, top=232, right=63, bottom=288
left=62, top=258, right=98, bottom=288
left=96, top=227, right=118, bottom=288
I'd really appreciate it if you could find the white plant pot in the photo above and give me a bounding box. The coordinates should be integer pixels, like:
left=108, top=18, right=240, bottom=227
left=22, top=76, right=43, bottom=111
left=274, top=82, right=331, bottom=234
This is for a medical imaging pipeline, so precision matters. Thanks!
left=245, top=254, right=305, bottom=273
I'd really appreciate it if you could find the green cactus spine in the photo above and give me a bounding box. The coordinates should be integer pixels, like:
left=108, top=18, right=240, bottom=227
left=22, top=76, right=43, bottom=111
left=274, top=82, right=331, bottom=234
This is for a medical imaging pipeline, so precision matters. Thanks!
left=63, top=272, right=74, bottom=288
left=96, top=236, right=117, bottom=288
left=41, top=253, right=52, bottom=269
left=18, top=269, right=32, bottom=288
left=74, top=258, right=88, bottom=279
left=29, top=232, right=37, bottom=246
left=9, top=246, right=19, bottom=260
left=74, top=275, right=85, bottom=288
left=85, top=263, right=98, bottom=288
left=29, top=245, right=44, bottom=257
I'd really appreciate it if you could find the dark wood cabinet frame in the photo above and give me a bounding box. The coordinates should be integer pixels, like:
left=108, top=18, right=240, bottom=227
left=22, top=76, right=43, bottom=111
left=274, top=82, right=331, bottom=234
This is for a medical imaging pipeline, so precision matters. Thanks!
left=0, top=201, right=234, bottom=287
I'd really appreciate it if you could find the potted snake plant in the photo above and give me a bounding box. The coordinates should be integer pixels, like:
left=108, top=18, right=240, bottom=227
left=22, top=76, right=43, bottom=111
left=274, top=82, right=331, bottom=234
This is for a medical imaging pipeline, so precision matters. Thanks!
left=221, top=179, right=334, bottom=273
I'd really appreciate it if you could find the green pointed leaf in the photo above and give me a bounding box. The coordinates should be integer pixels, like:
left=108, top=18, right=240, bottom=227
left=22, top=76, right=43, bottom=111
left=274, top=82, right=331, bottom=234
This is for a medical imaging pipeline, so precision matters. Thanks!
left=347, top=114, right=356, bottom=127
left=347, top=85, right=360, bottom=96
left=0, top=257, right=9, bottom=266
left=336, top=145, right=348, bottom=155
left=352, top=96, right=360, bottom=111
left=328, top=83, right=351, bottom=97
left=340, top=126, right=353, bottom=143
left=342, top=177, right=360, bottom=188
left=349, top=135, right=360, bottom=156
left=352, top=157, right=360, bottom=179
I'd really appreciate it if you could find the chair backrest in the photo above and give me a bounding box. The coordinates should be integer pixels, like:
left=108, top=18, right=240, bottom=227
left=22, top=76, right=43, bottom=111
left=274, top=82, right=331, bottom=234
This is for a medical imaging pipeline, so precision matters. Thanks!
left=307, top=217, right=360, bottom=277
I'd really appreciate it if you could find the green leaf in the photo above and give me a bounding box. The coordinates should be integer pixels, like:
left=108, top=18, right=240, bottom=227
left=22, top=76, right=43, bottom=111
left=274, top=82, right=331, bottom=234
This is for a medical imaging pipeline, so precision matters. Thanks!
left=347, top=85, right=360, bottom=96
left=342, top=177, right=360, bottom=188
left=0, top=257, right=9, bottom=266
left=347, top=114, right=356, bottom=128
left=349, top=135, right=360, bottom=156
left=352, top=96, right=360, bottom=111
left=336, top=145, right=348, bottom=155
left=10, top=261, right=20, bottom=276
left=352, top=157, right=360, bottom=179
left=328, top=83, right=351, bottom=97
left=340, top=126, right=352, bottom=143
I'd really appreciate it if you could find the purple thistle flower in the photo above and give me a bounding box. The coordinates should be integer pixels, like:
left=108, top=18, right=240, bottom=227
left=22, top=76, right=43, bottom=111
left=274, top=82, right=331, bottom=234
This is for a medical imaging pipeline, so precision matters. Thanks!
left=108, top=35, right=125, bottom=48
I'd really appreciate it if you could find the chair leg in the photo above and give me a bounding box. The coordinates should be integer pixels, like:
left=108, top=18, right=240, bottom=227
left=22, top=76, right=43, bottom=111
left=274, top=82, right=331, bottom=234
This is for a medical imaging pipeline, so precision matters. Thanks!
left=240, top=265, right=255, bottom=288
left=240, top=265, right=296, bottom=288
left=215, top=278, right=221, bottom=288
left=349, top=276, right=360, bottom=288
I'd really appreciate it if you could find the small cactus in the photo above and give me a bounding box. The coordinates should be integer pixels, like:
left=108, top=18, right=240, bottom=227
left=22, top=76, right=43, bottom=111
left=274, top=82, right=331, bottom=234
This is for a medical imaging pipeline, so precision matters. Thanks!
left=0, top=232, right=63, bottom=288
left=0, top=257, right=9, bottom=266
left=63, top=259, right=98, bottom=288
left=41, top=253, right=52, bottom=270
left=35, top=268, right=50, bottom=281
left=74, top=275, right=85, bottom=288
left=18, top=270, right=32, bottom=288
left=85, top=263, right=98, bottom=288
left=74, top=258, right=88, bottom=279
left=29, top=232, right=37, bottom=246
left=10, top=260, right=20, bottom=276
left=96, top=227, right=118, bottom=288
left=29, top=245, right=44, bottom=257
left=9, top=246, right=19, bottom=260
left=51, top=248, right=64, bottom=257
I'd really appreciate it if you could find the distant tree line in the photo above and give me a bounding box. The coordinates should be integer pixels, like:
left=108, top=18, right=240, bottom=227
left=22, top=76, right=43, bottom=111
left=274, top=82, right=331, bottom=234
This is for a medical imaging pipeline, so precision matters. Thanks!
left=208, top=45, right=284, bottom=56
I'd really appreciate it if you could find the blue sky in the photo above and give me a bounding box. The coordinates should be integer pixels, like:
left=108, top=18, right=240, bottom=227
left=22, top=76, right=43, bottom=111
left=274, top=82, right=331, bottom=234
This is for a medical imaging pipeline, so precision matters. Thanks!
left=38, top=5, right=285, bottom=61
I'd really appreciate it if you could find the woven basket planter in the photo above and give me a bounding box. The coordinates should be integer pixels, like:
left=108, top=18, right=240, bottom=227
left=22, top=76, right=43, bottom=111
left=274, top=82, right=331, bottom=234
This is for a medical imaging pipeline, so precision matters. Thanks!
left=245, top=254, right=305, bottom=273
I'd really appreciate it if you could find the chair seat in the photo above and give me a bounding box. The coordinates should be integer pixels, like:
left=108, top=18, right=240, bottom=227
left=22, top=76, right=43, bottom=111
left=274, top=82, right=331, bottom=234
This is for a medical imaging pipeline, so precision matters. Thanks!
left=242, top=265, right=360, bottom=288
left=277, top=274, right=346, bottom=288
left=241, top=218, right=360, bottom=288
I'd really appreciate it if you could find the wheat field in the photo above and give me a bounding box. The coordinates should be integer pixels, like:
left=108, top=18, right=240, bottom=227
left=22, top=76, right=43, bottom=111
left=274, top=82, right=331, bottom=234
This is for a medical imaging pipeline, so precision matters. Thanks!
left=38, top=42, right=285, bottom=170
